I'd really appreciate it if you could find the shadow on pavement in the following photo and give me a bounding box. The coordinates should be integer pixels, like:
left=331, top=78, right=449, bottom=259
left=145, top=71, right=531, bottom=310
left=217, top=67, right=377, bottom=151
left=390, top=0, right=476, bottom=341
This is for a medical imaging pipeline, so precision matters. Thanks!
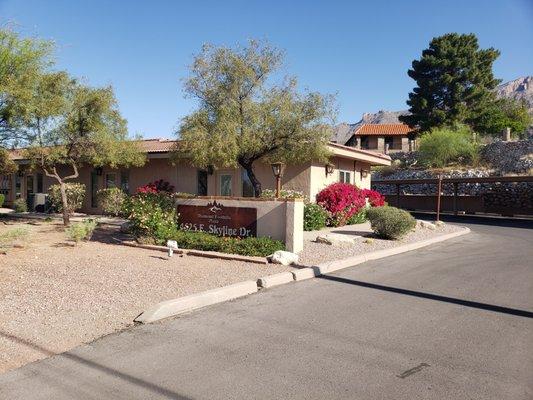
left=318, top=275, right=533, bottom=319
left=0, top=331, right=193, bottom=400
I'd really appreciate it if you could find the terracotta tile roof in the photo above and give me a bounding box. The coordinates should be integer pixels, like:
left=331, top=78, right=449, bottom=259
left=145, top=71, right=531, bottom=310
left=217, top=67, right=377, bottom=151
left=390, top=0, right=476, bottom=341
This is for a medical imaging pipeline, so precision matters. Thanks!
left=5, top=138, right=178, bottom=160
left=354, top=123, right=413, bottom=136
left=137, top=138, right=178, bottom=153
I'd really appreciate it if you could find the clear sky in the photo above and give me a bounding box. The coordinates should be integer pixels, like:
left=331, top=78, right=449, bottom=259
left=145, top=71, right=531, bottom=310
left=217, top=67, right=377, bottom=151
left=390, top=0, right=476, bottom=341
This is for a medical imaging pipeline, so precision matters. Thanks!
left=1, top=0, right=532, bottom=139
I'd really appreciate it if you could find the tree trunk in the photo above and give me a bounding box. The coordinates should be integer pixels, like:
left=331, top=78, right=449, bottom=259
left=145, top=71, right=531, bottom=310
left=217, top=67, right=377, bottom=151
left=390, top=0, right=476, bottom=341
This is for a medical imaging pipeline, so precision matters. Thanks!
left=59, top=181, right=70, bottom=226
left=241, top=161, right=262, bottom=197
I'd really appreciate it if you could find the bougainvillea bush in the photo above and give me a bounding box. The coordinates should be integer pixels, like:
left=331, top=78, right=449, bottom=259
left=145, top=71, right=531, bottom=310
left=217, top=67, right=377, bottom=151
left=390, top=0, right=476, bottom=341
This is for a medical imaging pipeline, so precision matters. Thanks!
left=360, top=189, right=386, bottom=207
left=316, top=182, right=366, bottom=226
left=316, top=183, right=386, bottom=227
left=137, top=179, right=175, bottom=194
left=125, top=180, right=177, bottom=240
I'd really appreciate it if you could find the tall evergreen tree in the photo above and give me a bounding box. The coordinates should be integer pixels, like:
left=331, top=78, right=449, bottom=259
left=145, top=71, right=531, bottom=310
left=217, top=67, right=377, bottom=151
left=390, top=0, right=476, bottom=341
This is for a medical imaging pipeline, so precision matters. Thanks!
left=400, top=33, right=501, bottom=132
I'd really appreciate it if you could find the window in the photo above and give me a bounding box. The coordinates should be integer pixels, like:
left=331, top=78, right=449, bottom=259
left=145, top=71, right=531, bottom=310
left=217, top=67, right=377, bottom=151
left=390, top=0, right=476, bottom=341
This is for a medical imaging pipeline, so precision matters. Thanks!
left=37, top=173, right=43, bottom=193
left=15, top=174, right=21, bottom=198
left=360, top=136, right=369, bottom=149
left=91, top=171, right=99, bottom=208
left=241, top=169, right=255, bottom=197
left=105, top=173, right=117, bottom=188
left=339, top=170, right=351, bottom=184
left=197, top=170, right=208, bottom=196
left=219, top=174, right=232, bottom=196
left=120, top=171, right=130, bottom=193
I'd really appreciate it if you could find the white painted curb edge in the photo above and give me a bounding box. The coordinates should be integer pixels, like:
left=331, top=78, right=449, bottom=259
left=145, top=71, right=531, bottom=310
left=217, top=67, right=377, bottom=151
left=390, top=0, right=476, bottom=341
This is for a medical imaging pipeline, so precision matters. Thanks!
left=135, top=227, right=470, bottom=323
left=134, top=280, right=258, bottom=323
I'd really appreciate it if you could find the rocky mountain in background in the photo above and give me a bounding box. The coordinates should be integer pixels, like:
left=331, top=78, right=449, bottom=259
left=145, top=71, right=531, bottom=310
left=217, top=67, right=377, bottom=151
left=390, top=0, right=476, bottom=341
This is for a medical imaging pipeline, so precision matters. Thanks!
left=495, top=76, right=533, bottom=113
left=332, top=76, right=533, bottom=144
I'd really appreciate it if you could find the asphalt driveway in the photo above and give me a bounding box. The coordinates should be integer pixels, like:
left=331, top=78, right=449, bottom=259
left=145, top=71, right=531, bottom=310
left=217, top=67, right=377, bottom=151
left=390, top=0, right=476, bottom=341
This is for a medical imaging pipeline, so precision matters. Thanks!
left=1, top=217, right=532, bottom=399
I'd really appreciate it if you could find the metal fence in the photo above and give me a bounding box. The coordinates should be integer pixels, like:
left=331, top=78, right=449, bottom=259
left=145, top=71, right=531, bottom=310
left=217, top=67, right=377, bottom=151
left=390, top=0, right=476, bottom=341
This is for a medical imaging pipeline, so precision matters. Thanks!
left=372, top=176, right=533, bottom=219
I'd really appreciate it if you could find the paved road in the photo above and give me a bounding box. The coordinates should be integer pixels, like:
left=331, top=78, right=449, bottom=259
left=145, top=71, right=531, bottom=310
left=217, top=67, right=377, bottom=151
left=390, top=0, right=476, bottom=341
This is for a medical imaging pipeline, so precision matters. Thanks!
left=1, top=217, right=532, bottom=400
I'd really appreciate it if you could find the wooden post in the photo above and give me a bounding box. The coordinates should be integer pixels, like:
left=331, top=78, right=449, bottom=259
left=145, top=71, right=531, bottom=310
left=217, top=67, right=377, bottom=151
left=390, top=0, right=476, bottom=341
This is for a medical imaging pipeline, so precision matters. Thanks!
left=436, top=176, right=442, bottom=222
left=453, top=182, right=458, bottom=215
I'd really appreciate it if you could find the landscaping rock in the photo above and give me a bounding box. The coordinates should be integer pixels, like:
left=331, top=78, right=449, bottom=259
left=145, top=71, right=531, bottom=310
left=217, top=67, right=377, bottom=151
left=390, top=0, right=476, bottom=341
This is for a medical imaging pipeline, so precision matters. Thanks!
left=418, top=220, right=436, bottom=230
left=315, top=233, right=355, bottom=246
left=435, top=220, right=445, bottom=228
left=268, top=250, right=299, bottom=266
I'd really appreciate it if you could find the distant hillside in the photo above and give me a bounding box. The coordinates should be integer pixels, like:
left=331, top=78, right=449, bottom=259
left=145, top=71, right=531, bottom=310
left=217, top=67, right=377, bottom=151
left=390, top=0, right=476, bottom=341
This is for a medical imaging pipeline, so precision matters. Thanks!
left=333, top=76, right=533, bottom=144
left=495, top=76, right=533, bottom=114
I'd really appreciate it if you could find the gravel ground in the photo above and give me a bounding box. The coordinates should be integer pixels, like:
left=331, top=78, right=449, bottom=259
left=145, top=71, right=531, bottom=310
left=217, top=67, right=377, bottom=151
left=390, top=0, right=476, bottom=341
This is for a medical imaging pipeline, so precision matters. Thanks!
left=0, top=220, right=293, bottom=374
left=299, top=221, right=465, bottom=266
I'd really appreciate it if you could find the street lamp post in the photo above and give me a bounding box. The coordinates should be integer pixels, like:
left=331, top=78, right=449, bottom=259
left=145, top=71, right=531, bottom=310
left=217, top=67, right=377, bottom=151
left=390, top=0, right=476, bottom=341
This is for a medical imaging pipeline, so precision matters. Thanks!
left=270, top=162, right=285, bottom=198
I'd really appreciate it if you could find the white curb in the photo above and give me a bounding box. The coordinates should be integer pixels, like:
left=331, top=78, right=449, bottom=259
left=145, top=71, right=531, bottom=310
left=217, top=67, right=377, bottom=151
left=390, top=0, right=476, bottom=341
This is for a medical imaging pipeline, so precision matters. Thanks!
left=291, top=267, right=320, bottom=281
left=134, top=280, right=258, bottom=323
left=134, top=227, right=470, bottom=324
left=257, top=272, right=295, bottom=288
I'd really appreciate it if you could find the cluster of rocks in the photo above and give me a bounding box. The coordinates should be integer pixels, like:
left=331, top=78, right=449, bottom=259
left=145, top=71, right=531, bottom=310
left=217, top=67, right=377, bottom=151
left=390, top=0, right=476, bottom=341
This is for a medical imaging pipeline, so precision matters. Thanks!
left=480, top=140, right=533, bottom=174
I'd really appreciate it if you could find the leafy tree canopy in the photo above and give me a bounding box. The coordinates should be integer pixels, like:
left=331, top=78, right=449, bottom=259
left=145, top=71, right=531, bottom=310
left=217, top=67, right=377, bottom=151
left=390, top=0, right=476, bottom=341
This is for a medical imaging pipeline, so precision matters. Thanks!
left=176, top=40, right=335, bottom=196
left=400, top=33, right=501, bottom=133
left=476, top=98, right=531, bottom=138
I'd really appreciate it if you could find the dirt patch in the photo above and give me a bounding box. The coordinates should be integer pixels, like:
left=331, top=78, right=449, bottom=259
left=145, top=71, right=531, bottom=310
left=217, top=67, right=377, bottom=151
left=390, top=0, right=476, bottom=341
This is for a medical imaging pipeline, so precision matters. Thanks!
left=0, top=220, right=293, bottom=373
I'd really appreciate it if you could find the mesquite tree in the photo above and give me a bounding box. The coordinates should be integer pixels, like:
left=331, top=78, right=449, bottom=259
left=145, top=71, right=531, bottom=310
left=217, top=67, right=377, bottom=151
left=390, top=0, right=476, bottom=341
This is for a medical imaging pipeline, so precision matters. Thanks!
left=26, top=81, right=145, bottom=225
left=176, top=40, right=335, bottom=196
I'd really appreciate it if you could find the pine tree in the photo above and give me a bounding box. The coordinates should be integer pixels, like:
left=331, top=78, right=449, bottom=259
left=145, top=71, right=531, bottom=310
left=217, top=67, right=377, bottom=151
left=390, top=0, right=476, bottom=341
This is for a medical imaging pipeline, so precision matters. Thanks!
left=400, top=33, right=501, bottom=132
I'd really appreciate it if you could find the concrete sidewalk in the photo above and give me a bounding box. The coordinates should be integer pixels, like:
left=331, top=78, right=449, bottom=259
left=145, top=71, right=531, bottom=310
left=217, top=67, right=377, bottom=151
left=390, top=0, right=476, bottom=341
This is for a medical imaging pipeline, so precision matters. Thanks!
left=0, top=218, right=532, bottom=400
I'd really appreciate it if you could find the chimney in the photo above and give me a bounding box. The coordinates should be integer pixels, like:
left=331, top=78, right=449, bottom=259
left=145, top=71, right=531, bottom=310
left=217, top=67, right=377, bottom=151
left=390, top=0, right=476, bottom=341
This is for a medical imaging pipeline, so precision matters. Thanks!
left=502, top=127, right=511, bottom=141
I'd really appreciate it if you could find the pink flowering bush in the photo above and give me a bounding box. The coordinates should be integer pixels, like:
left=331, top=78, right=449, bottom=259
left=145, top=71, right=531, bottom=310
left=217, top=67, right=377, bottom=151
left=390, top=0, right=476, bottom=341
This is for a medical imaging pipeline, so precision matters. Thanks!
left=316, top=183, right=386, bottom=227
left=137, top=179, right=175, bottom=194
left=361, top=189, right=386, bottom=207
left=316, top=183, right=366, bottom=226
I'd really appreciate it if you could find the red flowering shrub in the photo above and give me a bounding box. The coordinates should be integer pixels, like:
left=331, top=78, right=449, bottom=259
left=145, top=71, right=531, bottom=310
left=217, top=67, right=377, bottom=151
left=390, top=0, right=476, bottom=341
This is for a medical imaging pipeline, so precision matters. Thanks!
left=137, top=179, right=175, bottom=194
left=316, top=183, right=366, bottom=226
left=361, top=189, right=386, bottom=207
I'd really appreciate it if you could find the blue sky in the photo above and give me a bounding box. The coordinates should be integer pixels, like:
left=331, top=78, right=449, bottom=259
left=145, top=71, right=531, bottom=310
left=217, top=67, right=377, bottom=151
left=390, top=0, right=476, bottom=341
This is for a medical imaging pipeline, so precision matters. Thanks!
left=1, top=0, right=532, bottom=139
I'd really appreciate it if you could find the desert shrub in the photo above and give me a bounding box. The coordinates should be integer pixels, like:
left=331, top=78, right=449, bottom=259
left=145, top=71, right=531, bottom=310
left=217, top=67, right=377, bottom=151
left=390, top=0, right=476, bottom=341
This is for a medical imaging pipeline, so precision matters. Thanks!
left=97, top=187, right=127, bottom=216
left=125, top=191, right=176, bottom=240
left=0, top=194, right=5, bottom=207
left=13, top=198, right=27, bottom=213
left=168, top=230, right=285, bottom=257
left=260, top=189, right=306, bottom=200
left=418, top=125, right=479, bottom=168
left=137, top=179, right=175, bottom=194
left=316, top=182, right=366, bottom=226
left=304, top=203, right=328, bottom=231
left=65, top=219, right=98, bottom=242
left=48, top=183, right=86, bottom=213
left=346, top=209, right=368, bottom=225
left=366, top=206, right=416, bottom=240
left=0, top=227, right=29, bottom=249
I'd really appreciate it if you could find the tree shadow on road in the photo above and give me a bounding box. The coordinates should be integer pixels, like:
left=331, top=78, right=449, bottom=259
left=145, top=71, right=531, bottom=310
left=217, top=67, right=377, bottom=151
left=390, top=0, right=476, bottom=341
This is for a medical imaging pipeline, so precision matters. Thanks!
left=0, top=331, right=193, bottom=400
left=318, top=274, right=533, bottom=319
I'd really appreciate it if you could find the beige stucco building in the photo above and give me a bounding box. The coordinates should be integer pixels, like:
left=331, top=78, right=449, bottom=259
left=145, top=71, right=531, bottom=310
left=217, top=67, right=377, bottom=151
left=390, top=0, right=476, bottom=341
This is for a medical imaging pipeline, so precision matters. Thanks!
left=1, top=139, right=390, bottom=213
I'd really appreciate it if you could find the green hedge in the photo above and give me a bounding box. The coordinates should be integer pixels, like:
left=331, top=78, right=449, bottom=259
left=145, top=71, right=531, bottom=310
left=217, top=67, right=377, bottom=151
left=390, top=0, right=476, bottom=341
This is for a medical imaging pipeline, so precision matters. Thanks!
left=0, top=193, right=5, bottom=208
left=304, top=203, right=328, bottom=231
left=366, top=206, right=416, bottom=240
left=164, top=230, right=285, bottom=257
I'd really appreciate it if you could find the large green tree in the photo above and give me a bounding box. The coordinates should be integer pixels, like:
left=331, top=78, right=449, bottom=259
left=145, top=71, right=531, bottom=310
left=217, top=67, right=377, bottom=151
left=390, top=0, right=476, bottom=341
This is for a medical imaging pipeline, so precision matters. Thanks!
left=476, top=98, right=531, bottom=138
left=0, top=28, right=53, bottom=174
left=176, top=41, right=335, bottom=196
left=400, top=33, right=501, bottom=132
left=25, top=82, right=145, bottom=225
